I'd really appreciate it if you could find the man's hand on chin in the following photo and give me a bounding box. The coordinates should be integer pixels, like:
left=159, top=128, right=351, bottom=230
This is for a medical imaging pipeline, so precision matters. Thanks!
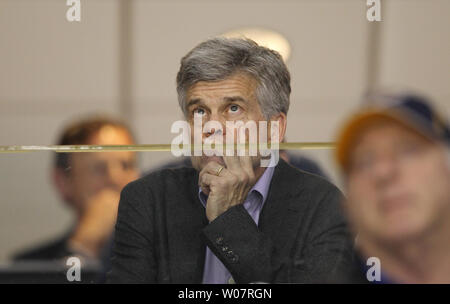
left=199, top=155, right=257, bottom=222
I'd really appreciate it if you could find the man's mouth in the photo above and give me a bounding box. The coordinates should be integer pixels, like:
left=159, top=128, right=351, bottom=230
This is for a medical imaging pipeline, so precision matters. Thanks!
left=379, top=194, right=413, bottom=215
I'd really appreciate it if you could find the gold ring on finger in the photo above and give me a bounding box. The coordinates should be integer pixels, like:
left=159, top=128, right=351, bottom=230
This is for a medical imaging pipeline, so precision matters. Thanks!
left=216, top=166, right=224, bottom=176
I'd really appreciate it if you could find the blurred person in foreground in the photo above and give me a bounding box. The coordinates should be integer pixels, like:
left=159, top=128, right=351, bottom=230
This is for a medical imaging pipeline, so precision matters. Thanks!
left=335, top=92, right=450, bottom=283
left=108, top=37, right=355, bottom=284
left=14, top=116, right=139, bottom=268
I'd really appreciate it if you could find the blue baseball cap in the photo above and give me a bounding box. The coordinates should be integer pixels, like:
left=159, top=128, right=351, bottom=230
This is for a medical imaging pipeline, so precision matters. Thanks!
left=336, top=92, right=450, bottom=171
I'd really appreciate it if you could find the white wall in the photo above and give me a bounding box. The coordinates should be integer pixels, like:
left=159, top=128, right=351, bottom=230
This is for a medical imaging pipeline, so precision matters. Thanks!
left=0, top=0, right=122, bottom=261
left=0, top=0, right=449, bottom=262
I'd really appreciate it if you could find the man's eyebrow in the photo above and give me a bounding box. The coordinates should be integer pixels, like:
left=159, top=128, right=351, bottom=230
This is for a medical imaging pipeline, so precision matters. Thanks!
left=223, top=96, right=248, bottom=103
left=186, top=98, right=202, bottom=108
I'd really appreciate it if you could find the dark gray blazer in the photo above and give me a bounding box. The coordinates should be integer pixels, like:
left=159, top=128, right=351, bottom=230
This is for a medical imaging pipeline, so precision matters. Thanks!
left=107, top=159, right=356, bottom=283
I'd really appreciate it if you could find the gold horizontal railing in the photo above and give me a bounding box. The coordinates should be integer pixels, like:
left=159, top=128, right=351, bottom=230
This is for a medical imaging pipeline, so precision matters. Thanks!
left=0, top=142, right=335, bottom=153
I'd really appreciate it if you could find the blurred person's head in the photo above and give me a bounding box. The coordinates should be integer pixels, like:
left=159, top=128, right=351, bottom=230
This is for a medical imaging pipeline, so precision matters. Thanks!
left=336, top=93, right=450, bottom=247
left=176, top=37, right=289, bottom=172
left=53, top=116, right=139, bottom=217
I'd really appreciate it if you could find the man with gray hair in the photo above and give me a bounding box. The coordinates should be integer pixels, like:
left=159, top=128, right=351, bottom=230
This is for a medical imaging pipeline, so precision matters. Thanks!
left=108, top=38, right=355, bottom=283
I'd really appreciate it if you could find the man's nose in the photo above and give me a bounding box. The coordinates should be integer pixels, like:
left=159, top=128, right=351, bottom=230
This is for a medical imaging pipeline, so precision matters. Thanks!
left=204, top=113, right=226, bottom=137
left=204, top=127, right=223, bottom=138
left=372, top=154, right=398, bottom=188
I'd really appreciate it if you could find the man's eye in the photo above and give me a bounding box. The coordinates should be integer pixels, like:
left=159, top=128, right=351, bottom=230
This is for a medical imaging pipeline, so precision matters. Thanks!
left=397, top=142, right=423, bottom=158
left=229, top=105, right=239, bottom=113
left=122, top=160, right=136, bottom=171
left=194, top=108, right=206, bottom=116
left=350, top=153, right=374, bottom=174
left=92, top=163, right=107, bottom=176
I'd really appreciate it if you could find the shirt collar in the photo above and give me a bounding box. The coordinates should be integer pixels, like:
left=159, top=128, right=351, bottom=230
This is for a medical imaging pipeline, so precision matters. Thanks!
left=252, top=165, right=274, bottom=203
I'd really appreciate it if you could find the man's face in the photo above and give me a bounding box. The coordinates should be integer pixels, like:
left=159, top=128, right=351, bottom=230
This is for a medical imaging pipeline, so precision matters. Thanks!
left=185, top=72, right=277, bottom=171
left=345, top=120, right=450, bottom=243
left=59, top=126, right=139, bottom=215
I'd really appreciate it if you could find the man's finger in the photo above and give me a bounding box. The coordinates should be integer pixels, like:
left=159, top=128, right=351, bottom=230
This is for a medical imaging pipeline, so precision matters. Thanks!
left=223, top=155, right=241, bottom=172
left=200, top=160, right=230, bottom=178
left=198, top=172, right=210, bottom=195
left=199, top=173, right=222, bottom=194
left=239, top=155, right=255, bottom=178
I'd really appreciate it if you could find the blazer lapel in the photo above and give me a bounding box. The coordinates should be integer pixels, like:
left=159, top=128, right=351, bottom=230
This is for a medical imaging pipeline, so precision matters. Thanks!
left=258, top=159, right=307, bottom=273
left=166, top=169, right=209, bottom=283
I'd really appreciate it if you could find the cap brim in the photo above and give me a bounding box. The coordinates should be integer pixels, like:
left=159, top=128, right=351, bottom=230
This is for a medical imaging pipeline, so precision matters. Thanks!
left=335, top=109, right=427, bottom=173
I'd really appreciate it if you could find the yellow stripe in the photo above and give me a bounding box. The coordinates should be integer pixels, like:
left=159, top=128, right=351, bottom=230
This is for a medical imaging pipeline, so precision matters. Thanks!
left=0, top=142, right=335, bottom=153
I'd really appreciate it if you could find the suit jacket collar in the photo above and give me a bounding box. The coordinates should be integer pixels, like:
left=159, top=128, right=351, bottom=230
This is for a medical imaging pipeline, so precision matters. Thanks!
left=258, top=158, right=307, bottom=278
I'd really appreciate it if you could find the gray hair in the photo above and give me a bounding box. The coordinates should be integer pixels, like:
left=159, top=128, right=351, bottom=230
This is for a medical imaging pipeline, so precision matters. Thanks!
left=176, top=37, right=291, bottom=119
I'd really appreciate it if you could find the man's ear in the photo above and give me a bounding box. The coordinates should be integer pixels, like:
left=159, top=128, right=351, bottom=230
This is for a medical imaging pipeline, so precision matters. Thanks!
left=269, top=112, right=287, bottom=144
left=52, top=167, right=73, bottom=203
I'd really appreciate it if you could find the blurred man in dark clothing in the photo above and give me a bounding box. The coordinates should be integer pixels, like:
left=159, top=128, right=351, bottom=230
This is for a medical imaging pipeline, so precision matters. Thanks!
left=14, top=116, right=139, bottom=270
